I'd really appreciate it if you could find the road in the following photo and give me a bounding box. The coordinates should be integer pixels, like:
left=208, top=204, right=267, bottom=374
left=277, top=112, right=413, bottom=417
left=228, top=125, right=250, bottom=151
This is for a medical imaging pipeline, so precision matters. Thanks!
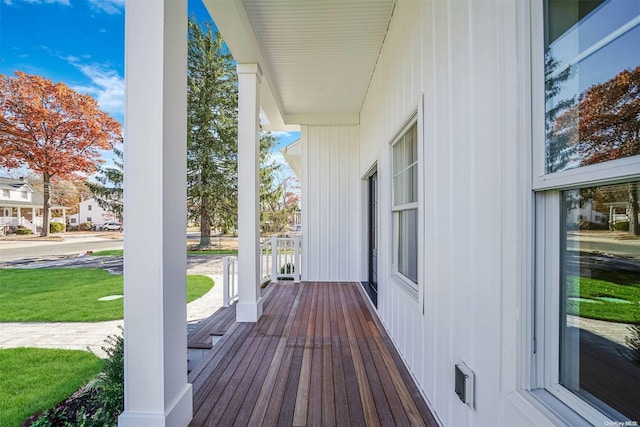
left=0, top=233, right=123, bottom=262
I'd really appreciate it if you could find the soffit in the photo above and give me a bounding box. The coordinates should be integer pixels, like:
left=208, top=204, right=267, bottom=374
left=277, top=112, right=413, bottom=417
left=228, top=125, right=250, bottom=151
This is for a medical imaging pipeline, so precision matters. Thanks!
left=205, top=0, right=395, bottom=128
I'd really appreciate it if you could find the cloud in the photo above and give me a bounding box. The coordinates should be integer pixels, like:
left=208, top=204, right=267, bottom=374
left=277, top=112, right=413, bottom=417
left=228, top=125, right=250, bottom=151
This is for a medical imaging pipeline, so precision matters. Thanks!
left=87, top=0, right=123, bottom=14
left=66, top=59, right=124, bottom=117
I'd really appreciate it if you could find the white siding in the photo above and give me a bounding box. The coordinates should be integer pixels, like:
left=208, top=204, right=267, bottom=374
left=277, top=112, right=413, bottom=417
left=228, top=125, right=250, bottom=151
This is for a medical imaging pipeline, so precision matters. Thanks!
left=357, top=1, right=528, bottom=426
left=301, top=124, right=360, bottom=281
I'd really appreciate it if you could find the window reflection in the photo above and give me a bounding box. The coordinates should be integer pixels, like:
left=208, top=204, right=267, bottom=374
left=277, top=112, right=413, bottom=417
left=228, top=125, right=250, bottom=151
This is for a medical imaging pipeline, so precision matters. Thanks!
left=561, top=181, right=640, bottom=421
left=545, top=0, right=640, bottom=173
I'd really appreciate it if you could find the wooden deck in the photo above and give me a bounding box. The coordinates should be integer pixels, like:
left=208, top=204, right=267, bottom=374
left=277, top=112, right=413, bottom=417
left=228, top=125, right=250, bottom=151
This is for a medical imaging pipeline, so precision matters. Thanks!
left=188, top=304, right=237, bottom=349
left=188, top=281, right=439, bottom=427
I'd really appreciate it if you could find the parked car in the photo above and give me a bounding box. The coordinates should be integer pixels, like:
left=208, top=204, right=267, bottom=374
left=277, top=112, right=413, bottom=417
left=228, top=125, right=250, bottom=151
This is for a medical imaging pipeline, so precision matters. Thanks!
left=102, top=222, right=122, bottom=231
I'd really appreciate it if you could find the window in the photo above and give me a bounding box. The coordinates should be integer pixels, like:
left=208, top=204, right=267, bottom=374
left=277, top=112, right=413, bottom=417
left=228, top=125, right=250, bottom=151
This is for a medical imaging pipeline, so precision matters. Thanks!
left=70, top=218, right=76, bottom=224
left=534, top=0, right=640, bottom=423
left=21, top=191, right=28, bottom=200
left=2, top=189, right=9, bottom=198
left=392, top=120, right=418, bottom=290
left=86, top=217, right=92, bottom=222
left=88, top=204, right=92, bottom=211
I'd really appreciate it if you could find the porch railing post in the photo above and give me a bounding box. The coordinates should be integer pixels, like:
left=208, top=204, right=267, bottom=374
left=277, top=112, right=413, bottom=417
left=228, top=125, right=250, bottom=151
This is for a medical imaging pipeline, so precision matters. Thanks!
left=271, top=235, right=278, bottom=283
left=223, top=256, right=230, bottom=307
left=294, top=236, right=301, bottom=282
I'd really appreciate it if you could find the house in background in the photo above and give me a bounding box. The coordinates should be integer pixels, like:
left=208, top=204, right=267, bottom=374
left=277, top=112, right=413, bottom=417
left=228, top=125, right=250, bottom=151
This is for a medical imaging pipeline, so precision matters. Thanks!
left=120, top=0, right=640, bottom=426
left=70, top=198, right=117, bottom=228
left=0, top=176, right=68, bottom=234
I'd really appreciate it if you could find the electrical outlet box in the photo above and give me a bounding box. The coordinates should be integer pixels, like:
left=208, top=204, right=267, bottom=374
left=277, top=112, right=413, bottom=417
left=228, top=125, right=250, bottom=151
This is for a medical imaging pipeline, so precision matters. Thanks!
left=455, top=362, right=475, bottom=408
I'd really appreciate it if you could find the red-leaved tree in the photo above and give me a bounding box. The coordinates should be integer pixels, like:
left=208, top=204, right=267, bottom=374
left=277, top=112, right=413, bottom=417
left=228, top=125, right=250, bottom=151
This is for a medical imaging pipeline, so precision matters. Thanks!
left=0, top=71, right=121, bottom=236
left=554, top=66, right=640, bottom=234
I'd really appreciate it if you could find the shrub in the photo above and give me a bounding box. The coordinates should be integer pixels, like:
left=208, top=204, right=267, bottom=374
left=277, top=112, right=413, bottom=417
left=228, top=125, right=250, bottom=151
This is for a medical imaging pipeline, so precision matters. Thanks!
left=78, top=222, right=93, bottom=231
left=280, top=262, right=295, bottom=274
left=87, top=329, right=124, bottom=424
left=29, top=329, right=124, bottom=426
left=613, top=221, right=630, bottom=231
left=14, top=226, right=32, bottom=235
left=50, top=222, right=65, bottom=233
left=627, top=321, right=640, bottom=367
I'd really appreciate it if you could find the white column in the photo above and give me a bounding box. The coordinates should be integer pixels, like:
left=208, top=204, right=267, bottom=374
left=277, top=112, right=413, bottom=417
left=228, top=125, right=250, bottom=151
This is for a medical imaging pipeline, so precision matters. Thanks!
left=236, top=64, right=262, bottom=322
left=119, top=1, right=191, bottom=426
left=30, top=207, right=36, bottom=233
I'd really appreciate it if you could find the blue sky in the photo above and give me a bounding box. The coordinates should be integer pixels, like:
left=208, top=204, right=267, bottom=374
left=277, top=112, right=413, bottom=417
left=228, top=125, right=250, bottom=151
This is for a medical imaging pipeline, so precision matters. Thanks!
left=0, top=0, right=299, bottom=175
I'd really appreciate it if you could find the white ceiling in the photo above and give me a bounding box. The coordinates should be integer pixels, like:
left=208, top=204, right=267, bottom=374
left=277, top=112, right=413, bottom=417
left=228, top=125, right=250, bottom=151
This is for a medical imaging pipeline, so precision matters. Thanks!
left=205, top=0, right=396, bottom=129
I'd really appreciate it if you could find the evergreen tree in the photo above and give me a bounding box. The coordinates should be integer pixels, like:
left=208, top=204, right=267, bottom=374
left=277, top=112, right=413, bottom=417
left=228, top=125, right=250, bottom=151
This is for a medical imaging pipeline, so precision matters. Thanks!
left=86, top=146, right=124, bottom=222
left=187, top=17, right=238, bottom=246
left=187, top=17, right=285, bottom=244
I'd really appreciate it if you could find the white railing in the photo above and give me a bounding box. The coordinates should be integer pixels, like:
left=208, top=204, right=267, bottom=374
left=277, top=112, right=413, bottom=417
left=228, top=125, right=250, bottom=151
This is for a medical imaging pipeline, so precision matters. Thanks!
left=223, top=236, right=301, bottom=307
left=0, top=216, right=35, bottom=229
left=261, top=235, right=301, bottom=284
left=222, top=256, right=239, bottom=307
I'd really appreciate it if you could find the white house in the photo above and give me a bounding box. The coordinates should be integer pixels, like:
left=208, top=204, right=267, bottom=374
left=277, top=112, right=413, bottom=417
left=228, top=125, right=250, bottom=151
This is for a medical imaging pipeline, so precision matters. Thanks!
left=72, top=198, right=117, bottom=227
left=0, top=176, right=68, bottom=234
left=120, top=1, right=640, bottom=426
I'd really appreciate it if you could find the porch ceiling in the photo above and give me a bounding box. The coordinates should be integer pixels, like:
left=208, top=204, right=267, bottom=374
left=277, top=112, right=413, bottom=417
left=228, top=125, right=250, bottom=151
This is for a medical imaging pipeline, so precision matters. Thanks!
left=203, top=0, right=396, bottom=130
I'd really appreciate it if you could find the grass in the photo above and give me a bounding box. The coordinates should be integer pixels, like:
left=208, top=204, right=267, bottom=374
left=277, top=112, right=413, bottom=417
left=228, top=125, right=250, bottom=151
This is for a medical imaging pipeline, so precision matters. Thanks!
left=0, top=348, right=103, bottom=427
left=0, top=269, right=214, bottom=322
left=90, top=249, right=238, bottom=256
left=567, top=275, right=640, bottom=323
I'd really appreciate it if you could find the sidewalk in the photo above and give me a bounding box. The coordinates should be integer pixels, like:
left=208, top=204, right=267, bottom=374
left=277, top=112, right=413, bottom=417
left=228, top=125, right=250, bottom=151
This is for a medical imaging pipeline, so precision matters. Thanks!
left=0, top=274, right=224, bottom=358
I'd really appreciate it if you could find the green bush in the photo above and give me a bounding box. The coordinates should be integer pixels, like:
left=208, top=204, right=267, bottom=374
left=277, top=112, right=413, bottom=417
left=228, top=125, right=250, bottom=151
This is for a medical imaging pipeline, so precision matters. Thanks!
left=50, top=222, right=66, bottom=233
left=613, top=221, right=630, bottom=231
left=78, top=222, right=93, bottom=231
left=30, top=329, right=124, bottom=426
left=627, top=321, right=640, bottom=367
left=14, top=226, right=32, bottom=235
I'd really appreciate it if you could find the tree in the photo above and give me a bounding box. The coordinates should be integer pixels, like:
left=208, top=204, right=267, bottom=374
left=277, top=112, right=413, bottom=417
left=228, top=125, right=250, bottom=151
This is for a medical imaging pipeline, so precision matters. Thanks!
left=187, top=16, right=238, bottom=246
left=555, top=66, right=640, bottom=234
left=545, top=54, right=576, bottom=173
left=0, top=72, right=121, bottom=236
left=86, top=146, right=124, bottom=222
left=26, top=174, right=90, bottom=216
left=187, top=17, right=286, bottom=244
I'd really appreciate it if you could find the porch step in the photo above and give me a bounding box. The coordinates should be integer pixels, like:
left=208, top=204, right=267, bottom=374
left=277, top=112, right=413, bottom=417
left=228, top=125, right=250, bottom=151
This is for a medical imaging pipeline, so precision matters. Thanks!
left=187, top=303, right=237, bottom=350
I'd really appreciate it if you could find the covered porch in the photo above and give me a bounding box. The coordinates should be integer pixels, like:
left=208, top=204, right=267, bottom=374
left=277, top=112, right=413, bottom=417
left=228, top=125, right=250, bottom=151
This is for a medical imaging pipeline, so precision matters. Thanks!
left=119, top=0, right=413, bottom=425
left=188, top=281, right=439, bottom=427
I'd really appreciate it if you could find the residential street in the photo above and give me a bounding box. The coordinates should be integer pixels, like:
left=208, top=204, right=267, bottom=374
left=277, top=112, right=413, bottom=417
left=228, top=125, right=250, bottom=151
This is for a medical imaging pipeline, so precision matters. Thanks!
left=0, top=232, right=123, bottom=262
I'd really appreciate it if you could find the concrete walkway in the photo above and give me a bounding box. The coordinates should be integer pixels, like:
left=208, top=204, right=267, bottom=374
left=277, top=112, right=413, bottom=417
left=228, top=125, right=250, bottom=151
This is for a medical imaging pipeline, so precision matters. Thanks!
left=0, top=273, right=225, bottom=358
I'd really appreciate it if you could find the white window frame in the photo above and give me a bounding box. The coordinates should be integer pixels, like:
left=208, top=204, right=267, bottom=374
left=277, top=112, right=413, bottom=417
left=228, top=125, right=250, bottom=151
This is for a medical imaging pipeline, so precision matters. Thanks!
left=2, top=189, right=9, bottom=198
left=528, top=0, right=640, bottom=424
left=389, top=97, right=425, bottom=308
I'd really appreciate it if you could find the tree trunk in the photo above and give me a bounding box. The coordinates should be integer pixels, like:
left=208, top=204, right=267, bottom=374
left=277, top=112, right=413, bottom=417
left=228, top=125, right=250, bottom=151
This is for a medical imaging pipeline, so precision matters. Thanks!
left=199, top=196, right=211, bottom=247
left=41, top=172, right=51, bottom=237
left=629, top=182, right=639, bottom=236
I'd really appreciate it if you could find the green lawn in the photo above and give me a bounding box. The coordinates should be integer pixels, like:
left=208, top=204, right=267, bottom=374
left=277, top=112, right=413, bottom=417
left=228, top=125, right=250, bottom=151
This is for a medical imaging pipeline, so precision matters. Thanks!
left=0, top=348, right=103, bottom=427
left=0, top=269, right=214, bottom=322
left=567, top=275, right=640, bottom=323
left=90, top=249, right=238, bottom=256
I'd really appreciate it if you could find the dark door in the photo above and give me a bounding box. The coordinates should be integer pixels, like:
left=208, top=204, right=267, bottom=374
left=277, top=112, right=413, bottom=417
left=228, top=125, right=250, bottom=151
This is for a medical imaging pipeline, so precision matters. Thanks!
left=367, top=172, right=378, bottom=306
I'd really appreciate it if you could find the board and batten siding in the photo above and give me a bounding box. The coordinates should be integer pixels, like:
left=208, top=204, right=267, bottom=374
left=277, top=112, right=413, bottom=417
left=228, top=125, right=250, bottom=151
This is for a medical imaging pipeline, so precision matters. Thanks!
left=357, top=1, right=533, bottom=427
left=301, top=124, right=361, bottom=282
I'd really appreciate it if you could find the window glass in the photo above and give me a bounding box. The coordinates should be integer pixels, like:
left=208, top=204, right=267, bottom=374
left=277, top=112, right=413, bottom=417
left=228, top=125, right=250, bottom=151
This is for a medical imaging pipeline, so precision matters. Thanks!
left=560, top=181, right=640, bottom=421
left=398, top=209, right=418, bottom=283
left=392, top=121, right=419, bottom=288
left=544, top=0, right=640, bottom=173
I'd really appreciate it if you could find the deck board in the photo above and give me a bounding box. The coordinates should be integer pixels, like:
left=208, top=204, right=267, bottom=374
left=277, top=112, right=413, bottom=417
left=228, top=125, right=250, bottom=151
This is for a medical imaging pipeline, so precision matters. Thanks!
left=189, top=282, right=439, bottom=427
